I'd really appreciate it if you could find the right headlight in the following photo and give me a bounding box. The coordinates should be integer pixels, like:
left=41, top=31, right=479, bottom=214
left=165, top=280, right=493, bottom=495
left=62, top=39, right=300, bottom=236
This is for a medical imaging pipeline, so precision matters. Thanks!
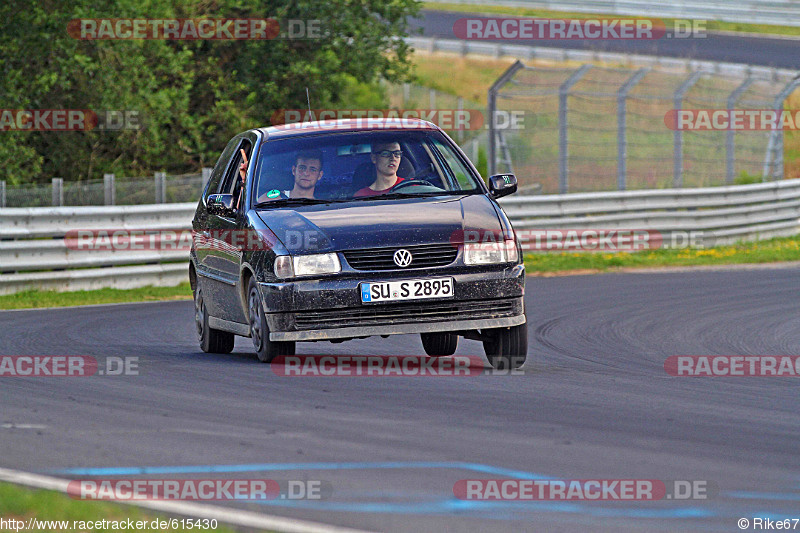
left=274, top=253, right=341, bottom=278
left=464, top=239, right=518, bottom=265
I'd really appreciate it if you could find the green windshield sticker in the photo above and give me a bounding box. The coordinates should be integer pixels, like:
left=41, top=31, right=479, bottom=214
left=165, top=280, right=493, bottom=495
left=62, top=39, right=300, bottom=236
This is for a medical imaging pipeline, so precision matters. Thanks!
left=266, top=189, right=280, bottom=198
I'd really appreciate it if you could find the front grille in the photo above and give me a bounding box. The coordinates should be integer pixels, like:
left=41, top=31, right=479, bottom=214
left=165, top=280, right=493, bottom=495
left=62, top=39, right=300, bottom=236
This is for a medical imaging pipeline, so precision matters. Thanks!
left=294, top=298, right=518, bottom=330
left=343, top=243, right=458, bottom=270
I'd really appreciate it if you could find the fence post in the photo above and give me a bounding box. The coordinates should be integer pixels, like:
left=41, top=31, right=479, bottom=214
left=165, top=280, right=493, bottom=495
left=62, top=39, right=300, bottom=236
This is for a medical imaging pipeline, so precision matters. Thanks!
left=762, top=77, right=800, bottom=180
left=487, top=60, right=526, bottom=177
left=429, top=88, right=436, bottom=110
left=673, top=71, right=702, bottom=188
left=202, top=167, right=212, bottom=190
left=52, top=178, right=63, bottom=206
left=616, top=68, right=648, bottom=191
left=155, top=172, right=166, bottom=203
left=103, top=173, right=115, bottom=205
left=0, top=180, right=5, bottom=208
left=725, top=78, right=753, bottom=184
left=403, top=83, right=410, bottom=107
left=559, top=64, right=592, bottom=194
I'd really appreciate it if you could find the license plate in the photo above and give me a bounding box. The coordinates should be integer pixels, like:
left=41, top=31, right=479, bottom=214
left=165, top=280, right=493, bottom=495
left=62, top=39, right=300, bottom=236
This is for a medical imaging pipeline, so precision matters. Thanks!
left=361, top=278, right=454, bottom=303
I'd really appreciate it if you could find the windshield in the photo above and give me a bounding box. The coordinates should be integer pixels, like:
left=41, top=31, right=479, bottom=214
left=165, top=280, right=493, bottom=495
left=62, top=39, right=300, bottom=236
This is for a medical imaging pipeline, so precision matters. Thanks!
left=251, top=130, right=482, bottom=206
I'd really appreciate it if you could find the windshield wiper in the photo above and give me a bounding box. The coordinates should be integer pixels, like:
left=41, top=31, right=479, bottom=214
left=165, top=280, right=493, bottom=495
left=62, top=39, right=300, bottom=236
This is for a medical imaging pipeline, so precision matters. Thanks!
left=253, top=198, right=339, bottom=208
left=352, top=190, right=476, bottom=201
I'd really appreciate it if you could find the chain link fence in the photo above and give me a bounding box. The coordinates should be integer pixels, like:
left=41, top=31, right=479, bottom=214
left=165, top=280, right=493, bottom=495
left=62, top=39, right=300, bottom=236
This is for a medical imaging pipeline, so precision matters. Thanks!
left=490, top=61, right=800, bottom=194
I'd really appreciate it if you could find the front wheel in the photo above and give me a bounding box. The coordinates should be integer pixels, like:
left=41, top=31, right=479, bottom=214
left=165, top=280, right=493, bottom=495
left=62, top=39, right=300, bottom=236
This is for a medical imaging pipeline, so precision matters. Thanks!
left=482, top=323, right=527, bottom=370
left=420, top=332, right=458, bottom=356
left=194, top=286, right=235, bottom=354
left=248, top=278, right=295, bottom=363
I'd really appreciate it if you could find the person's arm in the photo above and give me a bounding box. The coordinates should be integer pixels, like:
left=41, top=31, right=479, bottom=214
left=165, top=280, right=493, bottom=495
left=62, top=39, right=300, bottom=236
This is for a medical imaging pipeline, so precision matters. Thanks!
left=235, top=149, right=248, bottom=209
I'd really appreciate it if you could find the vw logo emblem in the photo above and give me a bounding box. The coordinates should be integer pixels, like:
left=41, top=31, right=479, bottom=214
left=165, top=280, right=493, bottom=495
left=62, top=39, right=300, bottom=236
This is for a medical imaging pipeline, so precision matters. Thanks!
left=393, top=249, right=412, bottom=267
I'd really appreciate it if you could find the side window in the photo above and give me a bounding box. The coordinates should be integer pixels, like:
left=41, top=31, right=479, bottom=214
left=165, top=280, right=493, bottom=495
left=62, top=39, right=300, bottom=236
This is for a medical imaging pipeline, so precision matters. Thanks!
left=431, top=138, right=473, bottom=190
left=220, top=139, right=253, bottom=195
left=204, top=138, right=239, bottom=200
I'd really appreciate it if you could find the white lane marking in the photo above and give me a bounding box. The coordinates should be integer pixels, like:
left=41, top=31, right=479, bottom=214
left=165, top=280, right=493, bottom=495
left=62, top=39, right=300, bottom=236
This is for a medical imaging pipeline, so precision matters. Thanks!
left=0, top=467, right=375, bottom=533
left=1, top=424, right=48, bottom=429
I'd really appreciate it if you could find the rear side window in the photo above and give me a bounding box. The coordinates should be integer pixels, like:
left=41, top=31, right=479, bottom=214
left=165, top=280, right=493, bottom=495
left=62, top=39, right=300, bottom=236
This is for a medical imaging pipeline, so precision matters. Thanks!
left=220, top=139, right=253, bottom=195
left=204, top=138, right=239, bottom=200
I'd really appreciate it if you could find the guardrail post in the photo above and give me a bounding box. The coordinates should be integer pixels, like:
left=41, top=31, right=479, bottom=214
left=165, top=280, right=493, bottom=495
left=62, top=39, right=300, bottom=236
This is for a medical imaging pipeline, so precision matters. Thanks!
left=202, top=167, right=212, bottom=189
left=762, top=77, right=800, bottom=181
left=726, top=78, right=754, bottom=184
left=51, top=178, right=63, bottom=206
left=0, top=180, right=5, bottom=208
left=673, top=71, right=702, bottom=188
left=429, top=88, right=436, bottom=110
left=402, top=83, right=410, bottom=107
left=559, top=64, right=592, bottom=194
left=154, top=172, right=166, bottom=203
left=488, top=60, right=526, bottom=177
left=103, top=173, right=115, bottom=205
left=617, top=68, right=648, bottom=191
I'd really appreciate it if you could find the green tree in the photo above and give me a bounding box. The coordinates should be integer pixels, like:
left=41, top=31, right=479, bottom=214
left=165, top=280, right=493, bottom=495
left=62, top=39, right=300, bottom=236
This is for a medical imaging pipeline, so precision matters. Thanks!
left=0, top=0, right=420, bottom=185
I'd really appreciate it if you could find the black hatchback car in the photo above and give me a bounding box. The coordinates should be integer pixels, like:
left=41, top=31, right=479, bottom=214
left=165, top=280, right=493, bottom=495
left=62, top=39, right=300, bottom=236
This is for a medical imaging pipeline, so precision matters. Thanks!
left=190, top=118, right=527, bottom=369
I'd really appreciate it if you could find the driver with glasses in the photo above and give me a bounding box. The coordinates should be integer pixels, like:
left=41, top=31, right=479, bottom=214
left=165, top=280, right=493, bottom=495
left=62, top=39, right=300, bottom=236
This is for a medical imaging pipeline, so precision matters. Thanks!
left=354, top=142, right=404, bottom=197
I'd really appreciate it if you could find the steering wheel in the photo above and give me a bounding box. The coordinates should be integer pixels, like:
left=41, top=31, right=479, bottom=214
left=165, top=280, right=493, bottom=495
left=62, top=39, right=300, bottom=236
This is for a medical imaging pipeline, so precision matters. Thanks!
left=390, top=179, right=436, bottom=191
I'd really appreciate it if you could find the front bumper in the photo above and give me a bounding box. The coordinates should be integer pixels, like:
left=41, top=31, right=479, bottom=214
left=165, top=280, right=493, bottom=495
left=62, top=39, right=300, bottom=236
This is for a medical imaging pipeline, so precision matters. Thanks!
left=259, top=264, right=526, bottom=342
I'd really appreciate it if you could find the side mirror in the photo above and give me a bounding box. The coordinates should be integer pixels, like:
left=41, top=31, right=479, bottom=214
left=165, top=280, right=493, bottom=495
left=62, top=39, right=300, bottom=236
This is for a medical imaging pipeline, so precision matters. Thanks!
left=207, top=194, right=237, bottom=218
left=489, top=174, right=518, bottom=199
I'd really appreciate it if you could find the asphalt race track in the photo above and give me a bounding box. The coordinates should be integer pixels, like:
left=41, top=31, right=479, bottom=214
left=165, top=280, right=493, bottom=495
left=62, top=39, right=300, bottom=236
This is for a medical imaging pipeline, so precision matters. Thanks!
left=2, top=268, right=800, bottom=532
left=413, top=10, right=800, bottom=69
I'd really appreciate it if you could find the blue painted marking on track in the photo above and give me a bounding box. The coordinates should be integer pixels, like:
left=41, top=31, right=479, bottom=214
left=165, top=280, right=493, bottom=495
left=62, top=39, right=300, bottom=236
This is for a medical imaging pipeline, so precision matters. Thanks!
left=52, top=461, right=721, bottom=520
left=727, top=491, right=800, bottom=501
left=53, top=461, right=552, bottom=478
left=255, top=498, right=715, bottom=520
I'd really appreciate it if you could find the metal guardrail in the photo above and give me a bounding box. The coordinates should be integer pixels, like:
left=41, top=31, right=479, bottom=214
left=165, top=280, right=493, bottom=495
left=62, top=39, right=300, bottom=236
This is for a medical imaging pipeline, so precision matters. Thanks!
left=499, top=178, right=800, bottom=247
left=423, top=0, right=800, bottom=27
left=0, top=204, right=196, bottom=295
left=1, top=180, right=799, bottom=294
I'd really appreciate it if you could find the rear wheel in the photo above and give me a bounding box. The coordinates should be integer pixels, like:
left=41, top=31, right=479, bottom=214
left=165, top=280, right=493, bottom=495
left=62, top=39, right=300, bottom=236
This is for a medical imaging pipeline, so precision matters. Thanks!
left=248, top=278, right=295, bottom=363
left=482, top=323, right=527, bottom=370
left=194, top=286, right=235, bottom=354
left=420, top=332, right=458, bottom=356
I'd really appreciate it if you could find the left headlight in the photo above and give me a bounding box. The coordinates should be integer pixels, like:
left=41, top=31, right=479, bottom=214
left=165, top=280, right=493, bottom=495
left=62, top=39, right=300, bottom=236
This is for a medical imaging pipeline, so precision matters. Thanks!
left=292, top=253, right=341, bottom=277
left=464, top=239, right=519, bottom=265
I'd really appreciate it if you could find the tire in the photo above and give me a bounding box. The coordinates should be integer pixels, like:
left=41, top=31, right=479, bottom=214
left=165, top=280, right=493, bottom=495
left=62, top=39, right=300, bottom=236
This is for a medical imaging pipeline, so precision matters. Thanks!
left=420, top=332, right=458, bottom=356
left=482, top=323, right=528, bottom=370
left=248, top=278, right=295, bottom=363
left=194, top=285, right=235, bottom=354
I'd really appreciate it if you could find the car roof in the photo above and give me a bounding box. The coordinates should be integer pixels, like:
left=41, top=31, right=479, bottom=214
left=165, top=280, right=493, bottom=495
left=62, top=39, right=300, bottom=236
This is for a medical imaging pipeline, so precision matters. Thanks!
left=255, top=117, right=441, bottom=140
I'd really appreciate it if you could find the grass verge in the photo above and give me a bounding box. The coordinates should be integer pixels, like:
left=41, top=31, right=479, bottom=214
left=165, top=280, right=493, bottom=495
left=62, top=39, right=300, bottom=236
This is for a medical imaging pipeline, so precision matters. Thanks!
left=0, top=481, right=241, bottom=532
left=424, top=2, right=800, bottom=37
left=524, top=234, right=800, bottom=274
left=0, top=283, right=192, bottom=311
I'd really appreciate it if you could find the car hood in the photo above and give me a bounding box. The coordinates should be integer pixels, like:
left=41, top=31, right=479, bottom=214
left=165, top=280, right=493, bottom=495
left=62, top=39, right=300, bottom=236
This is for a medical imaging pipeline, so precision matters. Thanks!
left=255, top=195, right=502, bottom=253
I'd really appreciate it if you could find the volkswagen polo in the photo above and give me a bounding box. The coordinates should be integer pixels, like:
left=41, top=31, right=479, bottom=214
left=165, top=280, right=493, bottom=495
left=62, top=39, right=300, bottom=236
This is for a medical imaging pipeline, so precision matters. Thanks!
left=190, top=118, right=527, bottom=369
